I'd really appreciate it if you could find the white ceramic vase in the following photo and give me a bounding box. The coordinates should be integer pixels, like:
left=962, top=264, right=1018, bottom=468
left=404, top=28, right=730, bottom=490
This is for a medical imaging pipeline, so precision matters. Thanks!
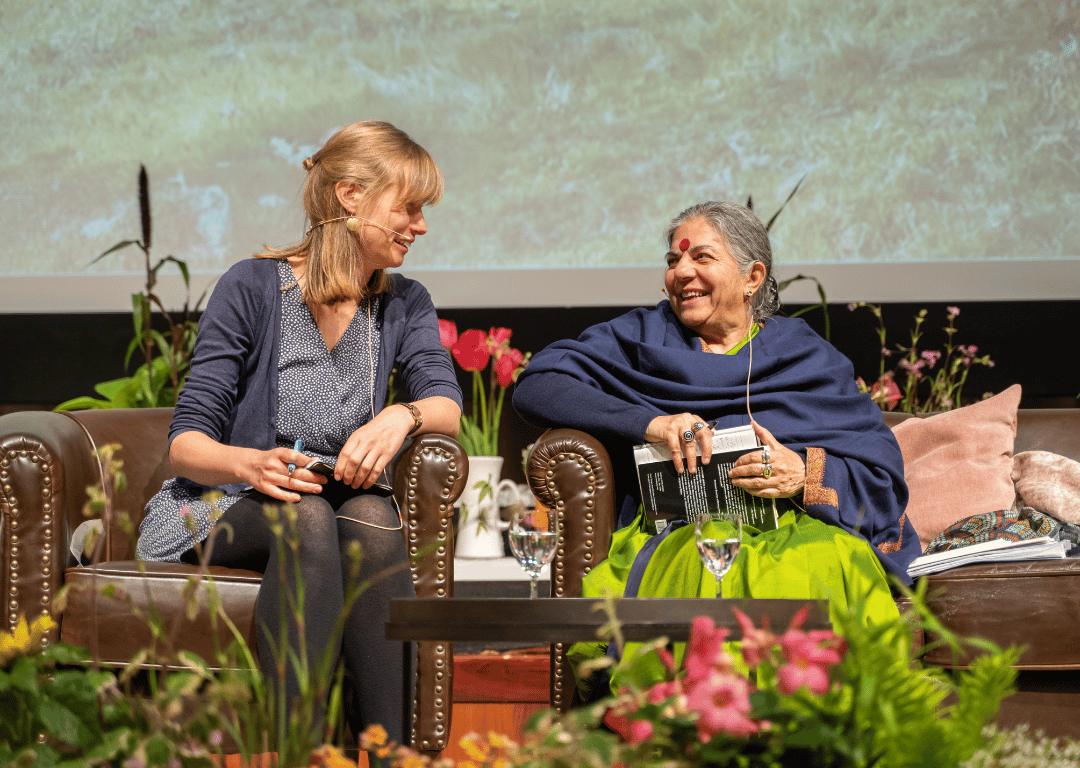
left=456, top=455, right=518, bottom=559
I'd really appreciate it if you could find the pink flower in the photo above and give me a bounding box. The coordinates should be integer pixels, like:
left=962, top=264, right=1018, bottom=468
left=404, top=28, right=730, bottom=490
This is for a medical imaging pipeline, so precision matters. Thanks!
left=775, top=618, right=846, bottom=696
left=647, top=679, right=681, bottom=706
left=602, top=709, right=654, bottom=744
left=947, top=306, right=960, bottom=318
left=438, top=319, right=458, bottom=350
left=733, top=609, right=776, bottom=669
left=920, top=350, right=941, bottom=366
left=494, top=347, right=524, bottom=388
left=684, top=616, right=732, bottom=685
left=451, top=328, right=491, bottom=372
left=870, top=375, right=902, bottom=410
left=685, top=670, right=760, bottom=740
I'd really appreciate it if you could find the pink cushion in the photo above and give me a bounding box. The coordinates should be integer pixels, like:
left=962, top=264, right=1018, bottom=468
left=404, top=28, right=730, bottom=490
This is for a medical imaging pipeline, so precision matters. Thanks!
left=1012, top=450, right=1080, bottom=525
left=891, top=385, right=1021, bottom=551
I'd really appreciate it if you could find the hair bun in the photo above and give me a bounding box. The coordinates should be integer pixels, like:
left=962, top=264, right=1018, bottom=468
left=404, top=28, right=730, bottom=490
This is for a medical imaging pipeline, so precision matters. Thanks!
left=302, top=156, right=316, bottom=171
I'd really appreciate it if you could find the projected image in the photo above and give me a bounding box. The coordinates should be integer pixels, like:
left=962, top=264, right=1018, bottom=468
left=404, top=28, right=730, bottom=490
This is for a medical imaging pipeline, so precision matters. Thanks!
left=3, top=0, right=1078, bottom=309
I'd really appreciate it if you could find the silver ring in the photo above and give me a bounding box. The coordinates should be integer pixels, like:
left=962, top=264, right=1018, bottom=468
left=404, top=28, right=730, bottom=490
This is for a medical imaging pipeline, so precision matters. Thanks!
left=762, top=463, right=772, bottom=480
left=682, top=430, right=695, bottom=444
left=692, top=421, right=706, bottom=433
left=761, top=446, right=771, bottom=464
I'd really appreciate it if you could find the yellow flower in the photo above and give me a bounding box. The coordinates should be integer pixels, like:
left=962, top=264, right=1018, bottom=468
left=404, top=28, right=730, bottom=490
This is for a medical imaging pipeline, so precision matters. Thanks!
left=486, top=732, right=517, bottom=750
left=308, top=745, right=354, bottom=768
left=460, top=733, right=488, bottom=762
left=359, top=723, right=389, bottom=750
left=399, top=756, right=426, bottom=768
left=0, top=613, right=55, bottom=665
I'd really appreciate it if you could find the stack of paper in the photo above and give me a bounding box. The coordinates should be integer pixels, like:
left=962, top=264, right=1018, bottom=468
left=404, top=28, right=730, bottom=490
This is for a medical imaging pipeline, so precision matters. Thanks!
left=907, top=536, right=1069, bottom=579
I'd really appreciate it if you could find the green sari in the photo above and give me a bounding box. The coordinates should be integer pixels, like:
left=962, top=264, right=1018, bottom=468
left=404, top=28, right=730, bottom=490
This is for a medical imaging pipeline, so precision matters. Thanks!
left=571, top=510, right=900, bottom=691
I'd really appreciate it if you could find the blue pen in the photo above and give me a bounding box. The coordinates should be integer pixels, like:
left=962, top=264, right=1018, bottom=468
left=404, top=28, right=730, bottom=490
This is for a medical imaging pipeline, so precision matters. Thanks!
left=287, top=438, right=303, bottom=475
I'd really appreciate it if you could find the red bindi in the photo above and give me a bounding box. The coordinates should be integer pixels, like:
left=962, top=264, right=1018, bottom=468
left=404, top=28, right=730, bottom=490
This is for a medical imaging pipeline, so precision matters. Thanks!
left=679, top=238, right=690, bottom=251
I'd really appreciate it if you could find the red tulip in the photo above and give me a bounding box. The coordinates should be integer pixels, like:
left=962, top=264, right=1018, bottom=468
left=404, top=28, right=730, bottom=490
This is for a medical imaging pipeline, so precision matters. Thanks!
left=488, top=327, right=513, bottom=352
left=438, top=319, right=458, bottom=350
left=495, top=348, right=524, bottom=387
left=451, top=328, right=491, bottom=372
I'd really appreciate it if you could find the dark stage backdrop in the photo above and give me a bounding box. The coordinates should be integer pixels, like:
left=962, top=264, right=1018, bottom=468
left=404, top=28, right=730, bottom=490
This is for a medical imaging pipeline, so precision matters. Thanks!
left=3, top=301, right=1076, bottom=484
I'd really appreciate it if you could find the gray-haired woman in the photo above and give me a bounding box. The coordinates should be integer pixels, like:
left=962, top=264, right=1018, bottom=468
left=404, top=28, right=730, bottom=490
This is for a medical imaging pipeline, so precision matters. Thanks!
left=513, top=200, right=918, bottom=693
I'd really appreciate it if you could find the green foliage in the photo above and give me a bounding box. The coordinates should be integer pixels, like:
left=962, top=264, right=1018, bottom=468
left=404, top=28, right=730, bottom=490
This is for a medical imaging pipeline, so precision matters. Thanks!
left=55, top=165, right=206, bottom=412
left=365, top=584, right=1019, bottom=768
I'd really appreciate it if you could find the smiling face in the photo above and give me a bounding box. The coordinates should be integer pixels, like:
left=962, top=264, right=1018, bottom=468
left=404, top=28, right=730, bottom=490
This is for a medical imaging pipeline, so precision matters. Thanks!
left=337, top=181, right=429, bottom=274
left=664, top=217, right=765, bottom=346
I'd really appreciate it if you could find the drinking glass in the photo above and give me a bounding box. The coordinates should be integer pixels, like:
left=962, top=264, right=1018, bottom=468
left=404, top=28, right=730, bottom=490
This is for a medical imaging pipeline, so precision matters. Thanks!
left=508, top=507, right=559, bottom=598
left=694, top=513, right=743, bottom=596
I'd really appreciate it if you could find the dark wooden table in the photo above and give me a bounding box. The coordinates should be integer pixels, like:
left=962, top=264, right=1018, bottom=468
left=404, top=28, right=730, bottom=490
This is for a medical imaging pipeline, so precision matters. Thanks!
left=386, top=597, right=828, bottom=643
left=388, top=597, right=830, bottom=718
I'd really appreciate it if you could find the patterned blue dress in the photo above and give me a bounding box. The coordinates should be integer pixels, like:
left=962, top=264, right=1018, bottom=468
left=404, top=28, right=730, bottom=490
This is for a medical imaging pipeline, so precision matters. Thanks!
left=137, top=259, right=381, bottom=562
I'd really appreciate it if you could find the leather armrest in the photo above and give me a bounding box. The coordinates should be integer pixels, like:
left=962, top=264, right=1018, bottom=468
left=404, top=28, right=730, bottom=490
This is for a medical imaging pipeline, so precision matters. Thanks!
left=393, top=432, right=467, bottom=752
left=525, top=428, right=616, bottom=711
left=0, top=410, right=104, bottom=641
left=526, top=428, right=616, bottom=599
left=395, top=433, right=467, bottom=599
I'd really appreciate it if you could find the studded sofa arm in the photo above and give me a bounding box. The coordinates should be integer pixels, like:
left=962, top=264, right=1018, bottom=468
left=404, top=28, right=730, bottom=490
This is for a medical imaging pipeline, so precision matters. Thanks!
left=525, top=428, right=616, bottom=711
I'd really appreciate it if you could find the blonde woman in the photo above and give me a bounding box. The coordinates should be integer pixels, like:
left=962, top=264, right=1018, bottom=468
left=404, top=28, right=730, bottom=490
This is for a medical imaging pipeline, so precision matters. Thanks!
left=137, top=121, right=462, bottom=742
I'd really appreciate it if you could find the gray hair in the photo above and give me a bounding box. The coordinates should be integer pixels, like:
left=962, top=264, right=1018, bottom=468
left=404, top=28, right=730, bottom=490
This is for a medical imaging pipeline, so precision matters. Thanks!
left=664, top=201, right=780, bottom=322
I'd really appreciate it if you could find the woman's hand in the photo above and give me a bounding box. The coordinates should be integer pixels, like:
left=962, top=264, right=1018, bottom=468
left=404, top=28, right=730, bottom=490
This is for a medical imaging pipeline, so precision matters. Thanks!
left=240, top=447, right=328, bottom=502
left=729, top=421, right=805, bottom=498
left=170, top=431, right=325, bottom=504
left=335, top=404, right=416, bottom=489
left=645, top=412, right=713, bottom=474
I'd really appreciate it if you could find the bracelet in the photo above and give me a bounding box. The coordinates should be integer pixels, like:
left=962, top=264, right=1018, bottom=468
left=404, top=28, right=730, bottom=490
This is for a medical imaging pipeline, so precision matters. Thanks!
left=397, top=402, right=423, bottom=436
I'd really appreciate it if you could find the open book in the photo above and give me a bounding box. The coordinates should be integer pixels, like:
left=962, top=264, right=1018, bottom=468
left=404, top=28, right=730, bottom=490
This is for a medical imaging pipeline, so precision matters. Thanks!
left=907, top=536, right=1070, bottom=578
left=634, top=424, right=779, bottom=535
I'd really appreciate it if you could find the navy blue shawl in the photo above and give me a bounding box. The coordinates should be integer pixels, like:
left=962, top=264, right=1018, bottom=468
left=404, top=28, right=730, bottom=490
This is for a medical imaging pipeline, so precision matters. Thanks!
left=513, top=304, right=921, bottom=582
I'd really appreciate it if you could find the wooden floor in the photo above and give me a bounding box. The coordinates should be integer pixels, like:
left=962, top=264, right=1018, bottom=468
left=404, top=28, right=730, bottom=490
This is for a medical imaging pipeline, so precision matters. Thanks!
left=215, top=650, right=551, bottom=767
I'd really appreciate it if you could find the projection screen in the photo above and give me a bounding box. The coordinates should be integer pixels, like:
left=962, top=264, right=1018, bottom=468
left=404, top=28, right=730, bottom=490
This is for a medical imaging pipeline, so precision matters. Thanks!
left=3, top=0, right=1078, bottom=311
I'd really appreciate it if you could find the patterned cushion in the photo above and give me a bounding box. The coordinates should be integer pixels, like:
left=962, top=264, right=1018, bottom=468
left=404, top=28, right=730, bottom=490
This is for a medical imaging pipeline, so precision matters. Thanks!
left=925, top=507, right=1063, bottom=553
left=1012, top=450, right=1080, bottom=525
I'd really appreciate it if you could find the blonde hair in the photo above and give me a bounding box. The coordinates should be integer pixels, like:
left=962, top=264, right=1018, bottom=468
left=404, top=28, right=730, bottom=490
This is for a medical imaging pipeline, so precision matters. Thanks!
left=259, top=121, right=443, bottom=304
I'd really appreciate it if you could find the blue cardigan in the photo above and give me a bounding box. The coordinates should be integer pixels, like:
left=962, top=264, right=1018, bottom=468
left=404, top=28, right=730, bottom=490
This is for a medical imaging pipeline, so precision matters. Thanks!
left=513, top=304, right=921, bottom=582
left=170, top=258, right=462, bottom=493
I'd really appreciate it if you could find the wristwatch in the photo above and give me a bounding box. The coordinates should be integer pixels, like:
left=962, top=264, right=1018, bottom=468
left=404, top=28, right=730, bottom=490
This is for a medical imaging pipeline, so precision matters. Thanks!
left=397, top=402, right=423, bottom=436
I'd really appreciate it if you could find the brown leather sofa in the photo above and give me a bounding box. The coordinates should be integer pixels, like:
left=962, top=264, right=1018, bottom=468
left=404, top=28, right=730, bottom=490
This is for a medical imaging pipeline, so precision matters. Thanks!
left=526, top=408, right=1080, bottom=739
left=0, top=407, right=467, bottom=753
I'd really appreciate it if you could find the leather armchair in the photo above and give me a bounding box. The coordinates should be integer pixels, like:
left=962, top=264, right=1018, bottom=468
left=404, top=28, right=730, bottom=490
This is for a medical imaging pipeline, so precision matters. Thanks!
left=524, top=410, right=1080, bottom=738
left=0, top=407, right=467, bottom=753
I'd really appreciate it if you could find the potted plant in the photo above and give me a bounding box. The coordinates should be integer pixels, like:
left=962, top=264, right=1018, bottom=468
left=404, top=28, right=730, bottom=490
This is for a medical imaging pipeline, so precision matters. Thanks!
left=438, top=320, right=529, bottom=558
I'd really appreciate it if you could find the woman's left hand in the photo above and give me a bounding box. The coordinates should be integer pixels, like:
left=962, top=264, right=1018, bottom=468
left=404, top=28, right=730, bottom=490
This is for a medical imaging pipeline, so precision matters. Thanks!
left=729, top=421, right=805, bottom=498
left=335, top=405, right=415, bottom=489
